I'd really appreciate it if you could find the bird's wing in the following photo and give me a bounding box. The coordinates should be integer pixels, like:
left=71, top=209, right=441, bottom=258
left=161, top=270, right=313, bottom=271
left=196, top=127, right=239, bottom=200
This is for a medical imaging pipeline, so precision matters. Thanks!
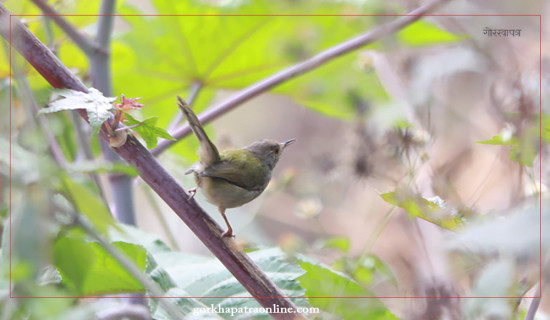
left=200, top=149, right=269, bottom=191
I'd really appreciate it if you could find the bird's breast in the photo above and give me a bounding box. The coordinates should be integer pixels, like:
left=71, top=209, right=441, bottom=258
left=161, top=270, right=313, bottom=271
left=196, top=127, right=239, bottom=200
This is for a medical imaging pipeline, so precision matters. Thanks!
left=199, top=176, right=266, bottom=209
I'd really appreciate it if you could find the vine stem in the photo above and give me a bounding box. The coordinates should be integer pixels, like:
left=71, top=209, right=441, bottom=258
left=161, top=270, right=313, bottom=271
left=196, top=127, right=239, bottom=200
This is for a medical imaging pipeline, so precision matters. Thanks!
left=151, top=0, right=451, bottom=156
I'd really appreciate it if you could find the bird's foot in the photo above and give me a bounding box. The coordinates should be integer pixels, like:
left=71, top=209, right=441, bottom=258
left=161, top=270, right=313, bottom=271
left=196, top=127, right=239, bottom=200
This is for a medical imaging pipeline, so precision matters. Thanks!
left=220, top=229, right=235, bottom=239
left=187, top=187, right=197, bottom=200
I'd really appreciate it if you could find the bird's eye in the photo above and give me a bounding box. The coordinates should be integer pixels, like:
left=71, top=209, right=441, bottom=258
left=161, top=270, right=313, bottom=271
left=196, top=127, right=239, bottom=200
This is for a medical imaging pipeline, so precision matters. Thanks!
left=273, top=147, right=280, bottom=154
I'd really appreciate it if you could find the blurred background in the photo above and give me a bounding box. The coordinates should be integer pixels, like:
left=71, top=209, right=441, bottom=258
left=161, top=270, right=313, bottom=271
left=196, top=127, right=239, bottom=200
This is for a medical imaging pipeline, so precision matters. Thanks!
left=1, top=0, right=548, bottom=319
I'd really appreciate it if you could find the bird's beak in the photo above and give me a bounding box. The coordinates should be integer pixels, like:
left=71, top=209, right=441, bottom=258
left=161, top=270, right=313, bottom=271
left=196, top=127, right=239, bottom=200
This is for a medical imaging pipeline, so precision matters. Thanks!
left=281, top=138, right=296, bottom=149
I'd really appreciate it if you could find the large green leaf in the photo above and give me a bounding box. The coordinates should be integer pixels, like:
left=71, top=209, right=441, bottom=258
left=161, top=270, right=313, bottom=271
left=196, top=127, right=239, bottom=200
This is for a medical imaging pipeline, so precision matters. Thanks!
left=114, top=3, right=292, bottom=122
left=297, top=255, right=396, bottom=319
left=54, top=236, right=146, bottom=296
left=108, top=223, right=172, bottom=255
left=316, top=235, right=351, bottom=253
left=114, top=0, right=383, bottom=129
left=61, top=176, right=115, bottom=234
left=380, top=188, right=465, bottom=230
left=149, top=247, right=310, bottom=319
left=276, top=53, right=389, bottom=119
left=397, top=20, right=465, bottom=46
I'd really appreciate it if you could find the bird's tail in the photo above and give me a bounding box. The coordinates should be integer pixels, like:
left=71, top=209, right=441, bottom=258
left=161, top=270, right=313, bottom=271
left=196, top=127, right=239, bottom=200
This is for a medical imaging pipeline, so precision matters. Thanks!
left=176, top=96, right=220, bottom=166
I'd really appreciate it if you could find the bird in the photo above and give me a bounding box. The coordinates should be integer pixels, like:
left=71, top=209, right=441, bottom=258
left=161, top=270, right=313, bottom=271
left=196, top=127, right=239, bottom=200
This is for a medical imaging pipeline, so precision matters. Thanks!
left=176, top=96, right=295, bottom=238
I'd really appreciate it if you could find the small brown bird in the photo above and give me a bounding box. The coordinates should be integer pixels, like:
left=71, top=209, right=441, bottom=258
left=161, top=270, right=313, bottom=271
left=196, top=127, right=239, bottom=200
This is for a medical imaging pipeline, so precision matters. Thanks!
left=177, top=96, right=295, bottom=237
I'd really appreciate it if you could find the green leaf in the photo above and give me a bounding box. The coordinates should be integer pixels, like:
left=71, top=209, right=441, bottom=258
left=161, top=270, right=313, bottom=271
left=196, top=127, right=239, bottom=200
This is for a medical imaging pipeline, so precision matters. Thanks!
left=151, top=288, right=223, bottom=320
left=477, top=114, right=545, bottom=167
left=39, top=88, right=116, bottom=132
left=380, top=188, right=464, bottom=230
left=277, top=54, right=390, bottom=119
left=397, top=20, right=464, bottom=47
left=108, top=224, right=172, bottom=255
left=115, top=2, right=382, bottom=122
left=353, top=255, right=397, bottom=288
left=477, top=134, right=516, bottom=146
left=146, top=256, right=223, bottom=319
left=297, top=255, right=394, bottom=319
left=150, top=248, right=309, bottom=319
left=53, top=236, right=94, bottom=293
left=541, top=113, right=550, bottom=142
left=510, top=114, right=546, bottom=167
left=0, top=206, right=7, bottom=219
left=124, top=113, right=175, bottom=149
left=54, top=236, right=146, bottom=296
left=316, top=236, right=351, bottom=253
left=58, top=42, right=89, bottom=75
left=61, top=176, right=115, bottom=234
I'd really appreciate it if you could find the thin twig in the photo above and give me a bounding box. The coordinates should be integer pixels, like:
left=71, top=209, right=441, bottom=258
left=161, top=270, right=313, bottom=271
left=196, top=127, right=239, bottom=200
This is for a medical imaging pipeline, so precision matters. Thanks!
left=151, top=0, right=451, bottom=156
left=30, top=0, right=99, bottom=55
left=1, top=6, right=307, bottom=318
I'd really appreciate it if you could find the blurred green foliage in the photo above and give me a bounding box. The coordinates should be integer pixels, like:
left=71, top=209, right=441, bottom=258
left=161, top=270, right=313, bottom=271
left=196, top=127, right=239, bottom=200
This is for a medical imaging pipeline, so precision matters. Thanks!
left=478, top=113, right=550, bottom=167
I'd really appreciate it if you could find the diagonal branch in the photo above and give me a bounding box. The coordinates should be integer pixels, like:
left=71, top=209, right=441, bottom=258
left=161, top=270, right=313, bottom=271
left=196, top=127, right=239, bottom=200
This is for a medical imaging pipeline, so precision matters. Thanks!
left=0, top=5, right=306, bottom=319
left=151, top=0, right=450, bottom=156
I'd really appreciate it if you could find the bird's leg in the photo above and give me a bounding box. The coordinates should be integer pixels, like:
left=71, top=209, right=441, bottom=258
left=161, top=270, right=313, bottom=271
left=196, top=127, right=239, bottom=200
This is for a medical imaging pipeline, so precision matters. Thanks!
left=219, top=207, right=234, bottom=238
left=187, top=187, right=198, bottom=200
